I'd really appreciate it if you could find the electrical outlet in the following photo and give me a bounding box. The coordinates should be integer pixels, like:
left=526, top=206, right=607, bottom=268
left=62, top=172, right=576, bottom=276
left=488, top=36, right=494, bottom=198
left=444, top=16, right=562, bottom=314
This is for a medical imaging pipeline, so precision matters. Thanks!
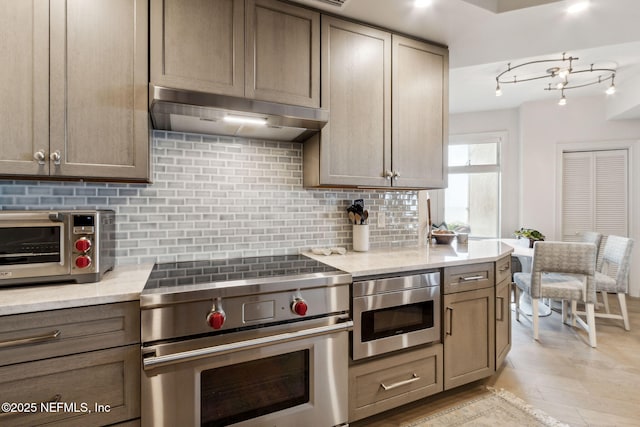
left=377, top=211, right=385, bottom=228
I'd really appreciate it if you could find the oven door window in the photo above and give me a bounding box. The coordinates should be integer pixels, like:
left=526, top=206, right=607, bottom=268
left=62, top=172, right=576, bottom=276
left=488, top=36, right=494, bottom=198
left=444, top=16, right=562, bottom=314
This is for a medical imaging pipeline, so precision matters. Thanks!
left=200, top=349, right=309, bottom=427
left=361, top=301, right=434, bottom=342
left=0, top=227, right=61, bottom=265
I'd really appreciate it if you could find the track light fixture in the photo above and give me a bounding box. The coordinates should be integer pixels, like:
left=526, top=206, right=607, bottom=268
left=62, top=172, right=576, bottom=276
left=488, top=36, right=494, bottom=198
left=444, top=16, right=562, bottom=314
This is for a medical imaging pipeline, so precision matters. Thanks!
left=495, top=52, right=617, bottom=105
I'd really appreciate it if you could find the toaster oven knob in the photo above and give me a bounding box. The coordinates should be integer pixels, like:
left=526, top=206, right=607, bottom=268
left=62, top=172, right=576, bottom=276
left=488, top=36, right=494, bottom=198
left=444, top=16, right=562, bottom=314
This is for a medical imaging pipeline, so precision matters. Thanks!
left=291, top=298, right=308, bottom=316
left=206, top=310, right=226, bottom=330
left=75, top=255, right=91, bottom=269
left=75, top=238, right=91, bottom=253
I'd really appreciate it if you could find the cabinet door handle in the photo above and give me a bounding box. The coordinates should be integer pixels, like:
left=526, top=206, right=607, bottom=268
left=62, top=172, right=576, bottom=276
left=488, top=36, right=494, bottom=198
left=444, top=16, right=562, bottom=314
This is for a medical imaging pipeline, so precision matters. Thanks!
left=50, top=150, right=61, bottom=165
left=0, top=330, right=61, bottom=349
left=384, top=169, right=393, bottom=180
left=33, top=149, right=46, bottom=165
left=446, top=306, right=453, bottom=335
left=380, top=373, right=420, bottom=391
left=460, top=275, right=484, bottom=282
left=497, top=296, right=504, bottom=321
left=392, top=171, right=400, bottom=180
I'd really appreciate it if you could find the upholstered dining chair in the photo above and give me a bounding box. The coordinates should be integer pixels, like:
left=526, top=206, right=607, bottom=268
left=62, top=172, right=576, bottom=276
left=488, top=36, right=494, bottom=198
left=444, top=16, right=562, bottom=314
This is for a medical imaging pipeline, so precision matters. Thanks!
left=591, top=235, right=634, bottom=330
left=580, top=231, right=602, bottom=255
left=514, top=241, right=597, bottom=347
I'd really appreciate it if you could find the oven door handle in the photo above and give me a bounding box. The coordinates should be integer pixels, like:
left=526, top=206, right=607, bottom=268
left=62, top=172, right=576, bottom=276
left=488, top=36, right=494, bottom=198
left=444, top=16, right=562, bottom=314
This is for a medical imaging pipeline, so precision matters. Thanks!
left=143, top=320, right=354, bottom=370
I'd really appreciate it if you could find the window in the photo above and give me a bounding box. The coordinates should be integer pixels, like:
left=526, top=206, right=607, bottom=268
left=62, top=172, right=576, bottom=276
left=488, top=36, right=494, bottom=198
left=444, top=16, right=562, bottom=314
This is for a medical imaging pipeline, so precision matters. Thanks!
left=445, top=133, right=502, bottom=238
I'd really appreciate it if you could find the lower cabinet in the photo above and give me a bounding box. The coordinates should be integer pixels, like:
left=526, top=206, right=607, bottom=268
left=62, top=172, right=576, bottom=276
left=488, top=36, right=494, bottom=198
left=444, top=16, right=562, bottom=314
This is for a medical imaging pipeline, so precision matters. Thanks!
left=495, top=254, right=512, bottom=369
left=443, top=287, right=495, bottom=390
left=348, top=344, right=443, bottom=422
left=0, top=345, right=140, bottom=427
left=0, top=302, right=140, bottom=427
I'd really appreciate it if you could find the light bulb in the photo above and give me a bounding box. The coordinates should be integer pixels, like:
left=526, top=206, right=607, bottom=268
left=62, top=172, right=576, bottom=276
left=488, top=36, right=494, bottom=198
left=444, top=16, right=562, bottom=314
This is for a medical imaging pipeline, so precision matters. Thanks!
left=495, top=83, right=502, bottom=97
left=558, top=95, right=567, bottom=106
left=223, top=115, right=267, bottom=125
left=606, top=84, right=616, bottom=95
left=556, top=81, right=565, bottom=89
left=414, top=0, right=432, bottom=7
left=558, top=69, right=569, bottom=79
left=567, top=1, right=590, bottom=14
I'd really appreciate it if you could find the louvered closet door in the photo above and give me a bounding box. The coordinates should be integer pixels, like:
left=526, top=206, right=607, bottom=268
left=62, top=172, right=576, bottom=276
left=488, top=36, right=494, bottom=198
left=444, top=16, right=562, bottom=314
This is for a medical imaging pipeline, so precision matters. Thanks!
left=562, top=150, right=628, bottom=242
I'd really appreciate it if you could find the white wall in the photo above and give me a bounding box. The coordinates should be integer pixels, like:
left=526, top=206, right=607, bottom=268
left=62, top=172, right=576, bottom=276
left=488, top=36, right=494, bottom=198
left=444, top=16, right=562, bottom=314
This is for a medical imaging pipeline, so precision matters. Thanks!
left=449, top=108, right=521, bottom=238
left=451, top=96, right=640, bottom=296
left=519, top=95, right=640, bottom=296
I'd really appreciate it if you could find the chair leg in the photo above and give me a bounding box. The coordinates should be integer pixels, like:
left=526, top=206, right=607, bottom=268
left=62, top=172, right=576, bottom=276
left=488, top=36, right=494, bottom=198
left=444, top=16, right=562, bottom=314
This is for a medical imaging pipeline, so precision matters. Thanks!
left=601, top=291, right=611, bottom=313
left=618, top=293, right=631, bottom=331
left=586, top=303, right=597, bottom=348
left=562, top=300, right=569, bottom=324
left=532, top=298, right=539, bottom=341
left=571, top=300, right=577, bottom=327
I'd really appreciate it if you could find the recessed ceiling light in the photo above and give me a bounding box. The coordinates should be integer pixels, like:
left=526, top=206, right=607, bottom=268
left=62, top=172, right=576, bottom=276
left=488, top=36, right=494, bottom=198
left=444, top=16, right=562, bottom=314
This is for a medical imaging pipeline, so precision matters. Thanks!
left=414, top=0, right=432, bottom=7
left=567, top=0, right=590, bottom=14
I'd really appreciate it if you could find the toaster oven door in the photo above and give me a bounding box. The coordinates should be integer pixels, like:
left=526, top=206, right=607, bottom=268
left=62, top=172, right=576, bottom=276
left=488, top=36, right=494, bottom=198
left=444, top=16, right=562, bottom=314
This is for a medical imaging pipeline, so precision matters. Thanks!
left=0, top=212, right=69, bottom=283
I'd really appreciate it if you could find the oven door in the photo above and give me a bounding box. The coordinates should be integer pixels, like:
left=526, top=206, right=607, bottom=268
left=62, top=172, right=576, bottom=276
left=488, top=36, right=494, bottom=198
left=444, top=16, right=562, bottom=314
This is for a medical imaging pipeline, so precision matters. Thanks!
left=141, top=318, right=352, bottom=427
left=0, top=212, right=69, bottom=284
left=352, top=286, right=440, bottom=360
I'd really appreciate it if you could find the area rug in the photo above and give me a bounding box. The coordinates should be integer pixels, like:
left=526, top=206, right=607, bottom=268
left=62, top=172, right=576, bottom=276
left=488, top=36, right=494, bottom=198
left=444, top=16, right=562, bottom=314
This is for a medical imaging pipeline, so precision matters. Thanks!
left=404, top=387, right=569, bottom=427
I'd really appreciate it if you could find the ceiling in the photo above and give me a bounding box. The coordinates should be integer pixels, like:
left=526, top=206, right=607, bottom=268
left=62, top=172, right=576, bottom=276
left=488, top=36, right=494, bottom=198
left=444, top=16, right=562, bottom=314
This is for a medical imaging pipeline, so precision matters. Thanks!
left=290, top=0, right=640, bottom=114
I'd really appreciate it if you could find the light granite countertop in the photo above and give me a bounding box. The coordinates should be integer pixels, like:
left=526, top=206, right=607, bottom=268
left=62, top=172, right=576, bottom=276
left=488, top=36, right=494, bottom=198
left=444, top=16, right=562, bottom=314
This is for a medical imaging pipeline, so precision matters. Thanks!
left=0, top=263, right=154, bottom=316
left=304, top=240, right=515, bottom=278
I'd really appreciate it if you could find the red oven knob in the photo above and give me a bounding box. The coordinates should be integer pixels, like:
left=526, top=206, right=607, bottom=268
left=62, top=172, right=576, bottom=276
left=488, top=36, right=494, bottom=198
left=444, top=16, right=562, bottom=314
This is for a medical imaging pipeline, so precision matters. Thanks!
left=206, top=310, right=226, bottom=330
left=75, top=238, right=91, bottom=253
left=75, top=255, right=92, bottom=269
left=291, top=298, right=308, bottom=316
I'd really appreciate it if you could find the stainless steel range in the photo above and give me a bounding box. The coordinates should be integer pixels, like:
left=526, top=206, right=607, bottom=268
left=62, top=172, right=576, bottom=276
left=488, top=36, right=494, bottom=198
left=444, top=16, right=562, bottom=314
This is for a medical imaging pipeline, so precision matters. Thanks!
left=140, top=255, right=352, bottom=427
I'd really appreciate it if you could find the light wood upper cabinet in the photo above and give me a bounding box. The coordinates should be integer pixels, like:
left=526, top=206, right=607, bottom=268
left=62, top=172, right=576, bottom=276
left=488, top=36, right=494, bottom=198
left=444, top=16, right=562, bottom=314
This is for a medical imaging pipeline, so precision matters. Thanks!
left=0, top=0, right=150, bottom=181
left=151, top=0, right=320, bottom=108
left=151, top=0, right=245, bottom=96
left=246, top=0, right=320, bottom=107
left=304, top=19, right=448, bottom=189
left=392, top=35, right=448, bottom=188
left=0, top=0, right=50, bottom=175
left=307, top=16, right=391, bottom=187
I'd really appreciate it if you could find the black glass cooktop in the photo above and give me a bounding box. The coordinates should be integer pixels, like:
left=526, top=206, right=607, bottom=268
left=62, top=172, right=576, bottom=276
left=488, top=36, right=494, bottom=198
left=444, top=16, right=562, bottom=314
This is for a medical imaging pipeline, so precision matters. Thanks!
left=143, top=254, right=343, bottom=293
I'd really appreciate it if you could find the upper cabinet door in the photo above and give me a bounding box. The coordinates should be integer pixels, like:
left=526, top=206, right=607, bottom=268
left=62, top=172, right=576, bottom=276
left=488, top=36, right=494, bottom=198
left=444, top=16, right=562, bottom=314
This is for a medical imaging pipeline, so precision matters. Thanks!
left=320, top=16, right=391, bottom=187
left=150, top=0, right=245, bottom=96
left=0, top=0, right=50, bottom=176
left=246, top=0, right=319, bottom=107
left=49, top=0, right=149, bottom=180
left=392, top=35, right=448, bottom=189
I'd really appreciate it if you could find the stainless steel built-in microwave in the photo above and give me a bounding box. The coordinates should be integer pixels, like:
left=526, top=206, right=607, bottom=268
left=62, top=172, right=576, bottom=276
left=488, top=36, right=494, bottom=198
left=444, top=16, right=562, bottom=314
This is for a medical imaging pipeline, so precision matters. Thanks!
left=0, top=210, right=115, bottom=286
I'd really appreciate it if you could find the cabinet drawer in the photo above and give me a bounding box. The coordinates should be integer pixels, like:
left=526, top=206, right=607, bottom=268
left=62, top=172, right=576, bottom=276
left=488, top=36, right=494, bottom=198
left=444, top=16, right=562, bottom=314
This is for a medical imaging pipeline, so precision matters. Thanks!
left=349, top=344, right=443, bottom=422
left=0, top=302, right=139, bottom=367
left=0, top=345, right=140, bottom=427
left=443, top=262, right=494, bottom=294
left=495, top=255, right=512, bottom=284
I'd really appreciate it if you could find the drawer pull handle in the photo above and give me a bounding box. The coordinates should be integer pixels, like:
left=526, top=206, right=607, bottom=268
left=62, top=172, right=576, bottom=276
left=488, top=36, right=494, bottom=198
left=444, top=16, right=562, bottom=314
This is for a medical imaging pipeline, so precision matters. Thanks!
left=460, top=275, right=484, bottom=282
left=497, top=296, right=505, bottom=321
left=0, top=330, right=61, bottom=349
left=380, top=373, right=420, bottom=391
left=499, top=265, right=510, bottom=272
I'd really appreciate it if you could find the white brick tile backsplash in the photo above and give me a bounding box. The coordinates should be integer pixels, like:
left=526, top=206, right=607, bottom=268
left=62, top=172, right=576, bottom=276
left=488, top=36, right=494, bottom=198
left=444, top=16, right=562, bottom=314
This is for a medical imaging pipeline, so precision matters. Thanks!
left=0, top=131, right=420, bottom=264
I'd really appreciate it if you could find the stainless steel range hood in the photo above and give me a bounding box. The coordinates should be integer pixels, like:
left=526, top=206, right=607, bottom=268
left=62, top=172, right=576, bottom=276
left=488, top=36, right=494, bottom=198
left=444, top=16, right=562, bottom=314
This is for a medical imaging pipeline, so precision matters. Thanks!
left=149, top=86, right=329, bottom=142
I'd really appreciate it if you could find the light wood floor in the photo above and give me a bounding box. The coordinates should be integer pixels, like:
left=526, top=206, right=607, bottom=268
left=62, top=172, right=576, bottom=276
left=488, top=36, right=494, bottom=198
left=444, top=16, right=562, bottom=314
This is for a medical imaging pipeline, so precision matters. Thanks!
left=354, top=295, right=640, bottom=427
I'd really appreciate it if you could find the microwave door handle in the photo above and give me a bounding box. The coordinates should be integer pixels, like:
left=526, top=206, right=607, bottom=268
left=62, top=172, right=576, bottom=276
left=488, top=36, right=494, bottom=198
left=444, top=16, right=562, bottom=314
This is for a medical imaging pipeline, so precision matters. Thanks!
left=143, top=320, right=354, bottom=371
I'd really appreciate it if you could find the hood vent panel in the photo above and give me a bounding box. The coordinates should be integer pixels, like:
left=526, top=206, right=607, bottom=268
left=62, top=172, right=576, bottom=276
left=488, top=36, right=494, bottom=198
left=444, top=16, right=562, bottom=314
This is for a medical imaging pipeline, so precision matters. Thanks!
left=149, top=86, right=329, bottom=142
left=312, top=0, right=350, bottom=6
